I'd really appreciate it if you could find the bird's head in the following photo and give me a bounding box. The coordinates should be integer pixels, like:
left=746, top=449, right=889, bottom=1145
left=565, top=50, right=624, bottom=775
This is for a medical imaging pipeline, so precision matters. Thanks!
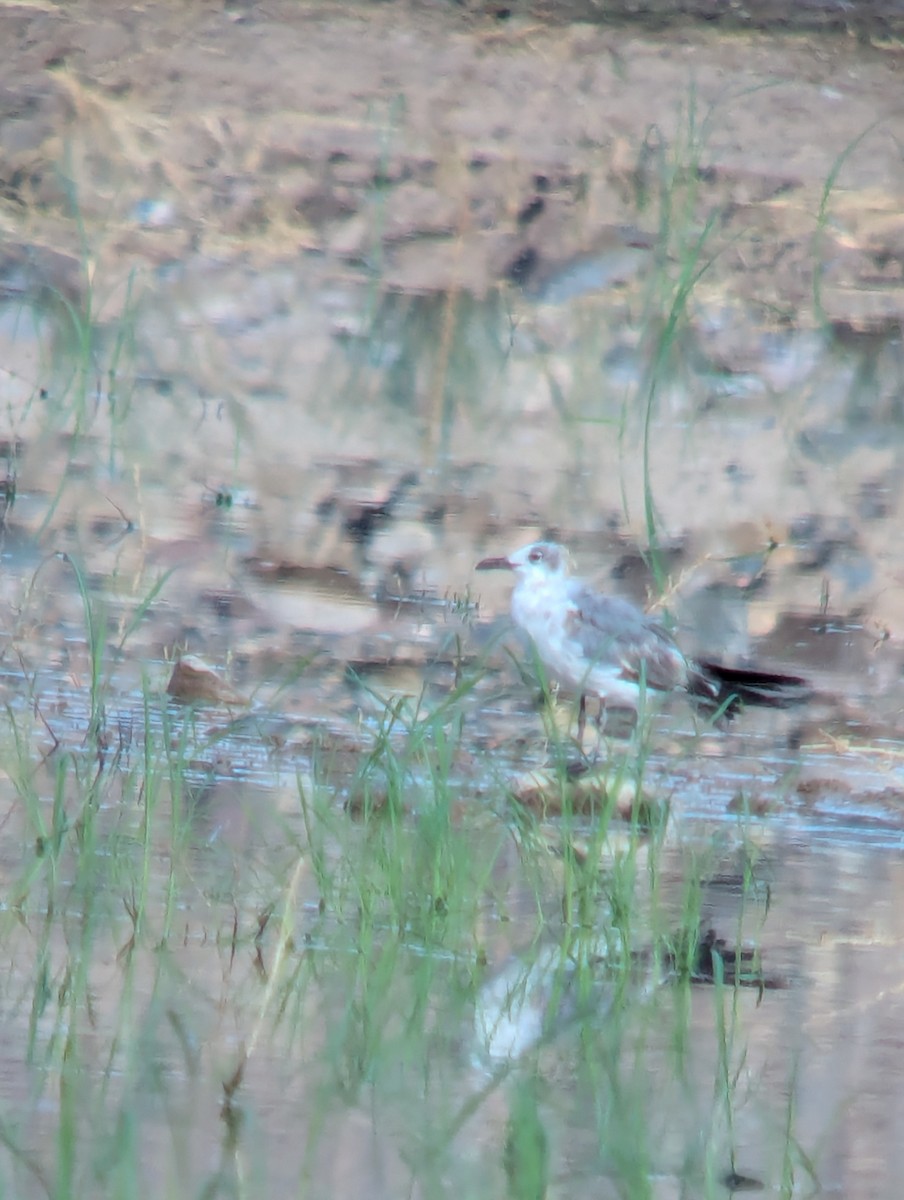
left=476, top=541, right=571, bottom=580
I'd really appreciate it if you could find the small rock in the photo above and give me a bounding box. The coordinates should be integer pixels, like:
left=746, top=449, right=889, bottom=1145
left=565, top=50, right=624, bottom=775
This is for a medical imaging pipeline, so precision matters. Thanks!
left=166, top=655, right=249, bottom=706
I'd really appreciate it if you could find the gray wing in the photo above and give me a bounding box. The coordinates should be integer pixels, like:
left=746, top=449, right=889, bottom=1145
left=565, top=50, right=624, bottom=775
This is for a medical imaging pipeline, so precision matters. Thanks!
left=563, top=582, right=689, bottom=692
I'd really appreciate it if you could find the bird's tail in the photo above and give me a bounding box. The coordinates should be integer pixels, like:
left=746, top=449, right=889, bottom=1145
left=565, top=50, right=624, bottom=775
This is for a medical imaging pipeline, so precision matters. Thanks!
left=688, top=661, right=810, bottom=719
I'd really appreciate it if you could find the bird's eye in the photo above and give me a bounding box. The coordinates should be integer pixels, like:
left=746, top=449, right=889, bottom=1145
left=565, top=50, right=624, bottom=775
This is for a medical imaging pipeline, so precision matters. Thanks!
left=528, top=549, right=544, bottom=564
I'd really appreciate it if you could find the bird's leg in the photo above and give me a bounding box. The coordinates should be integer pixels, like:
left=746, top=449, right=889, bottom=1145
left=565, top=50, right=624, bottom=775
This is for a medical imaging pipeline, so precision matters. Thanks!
left=577, top=693, right=587, bottom=745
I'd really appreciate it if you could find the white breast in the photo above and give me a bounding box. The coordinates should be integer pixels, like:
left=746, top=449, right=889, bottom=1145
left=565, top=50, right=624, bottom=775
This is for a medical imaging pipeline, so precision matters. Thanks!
left=510, top=573, right=659, bottom=709
left=511, top=576, right=592, bottom=692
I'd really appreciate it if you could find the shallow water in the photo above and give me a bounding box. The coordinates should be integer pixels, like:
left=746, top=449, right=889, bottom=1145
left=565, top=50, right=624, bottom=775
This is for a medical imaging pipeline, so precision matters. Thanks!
left=3, top=268, right=904, bottom=1193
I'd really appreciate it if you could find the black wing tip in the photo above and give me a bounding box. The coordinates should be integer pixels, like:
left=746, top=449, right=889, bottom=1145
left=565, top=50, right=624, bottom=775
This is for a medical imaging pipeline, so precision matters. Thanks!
left=692, top=661, right=811, bottom=713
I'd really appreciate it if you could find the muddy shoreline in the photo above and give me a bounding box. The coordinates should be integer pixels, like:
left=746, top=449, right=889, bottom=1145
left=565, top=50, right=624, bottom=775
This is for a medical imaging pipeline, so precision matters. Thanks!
left=474, top=0, right=904, bottom=36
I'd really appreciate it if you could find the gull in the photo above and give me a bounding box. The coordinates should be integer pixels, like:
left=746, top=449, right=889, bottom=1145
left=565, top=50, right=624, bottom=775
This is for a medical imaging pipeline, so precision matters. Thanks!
left=476, top=541, right=808, bottom=737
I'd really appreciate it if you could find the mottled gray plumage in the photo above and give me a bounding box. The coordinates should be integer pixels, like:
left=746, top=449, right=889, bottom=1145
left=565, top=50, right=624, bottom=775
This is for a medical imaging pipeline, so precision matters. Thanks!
left=476, top=540, right=808, bottom=721
left=563, top=587, right=688, bottom=694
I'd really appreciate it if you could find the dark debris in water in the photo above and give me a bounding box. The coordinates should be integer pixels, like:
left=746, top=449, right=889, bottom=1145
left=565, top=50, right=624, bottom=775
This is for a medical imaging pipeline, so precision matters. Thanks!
left=680, top=928, right=789, bottom=993
left=338, top=470, right=419, bottom=544
left=721, top=1168, right=765, bottom=1192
